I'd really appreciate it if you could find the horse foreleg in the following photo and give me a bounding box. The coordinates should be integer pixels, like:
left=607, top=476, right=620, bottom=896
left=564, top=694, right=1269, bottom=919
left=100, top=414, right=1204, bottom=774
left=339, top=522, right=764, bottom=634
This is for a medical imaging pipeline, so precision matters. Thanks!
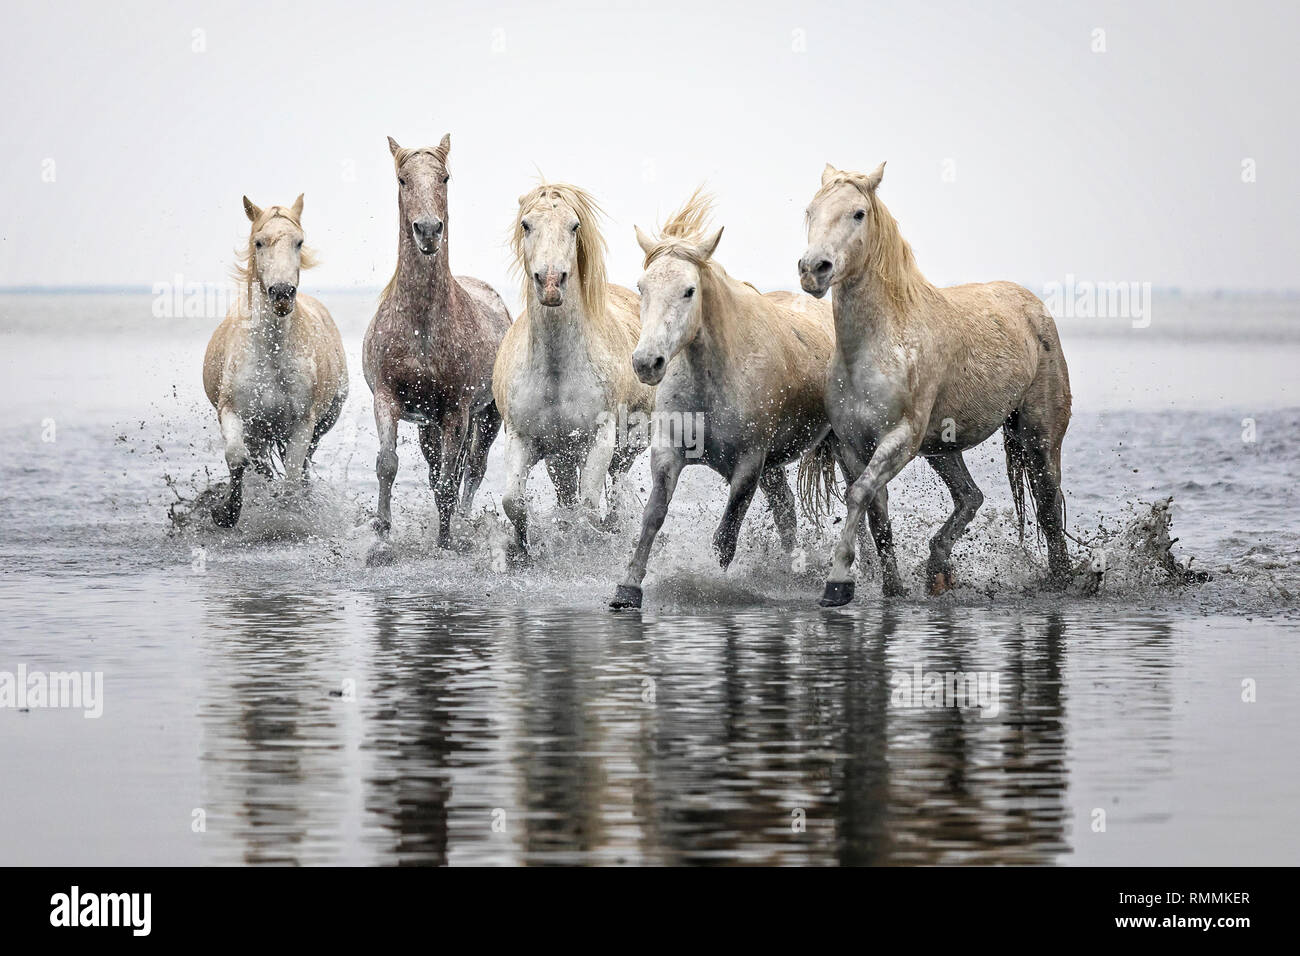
left=501, top=427, right=542, bottom=562
left=212, top=404, right=249, bottom=527
left=283, top=416, right=316, bottom=486
left=372, top=389, right=402, bottom=537
left=838, top=443, right=902, bottom=593
left=578, top=415, right=617, bottom=519
left=823, top=425, right=918, bottom=606
left=758, top=464, right=798, bottom=554
left=924, top=452, right=984, bottom=595
left=610, top=448, right=685, bottom=609
left=714, top=454, right=765, bottom=569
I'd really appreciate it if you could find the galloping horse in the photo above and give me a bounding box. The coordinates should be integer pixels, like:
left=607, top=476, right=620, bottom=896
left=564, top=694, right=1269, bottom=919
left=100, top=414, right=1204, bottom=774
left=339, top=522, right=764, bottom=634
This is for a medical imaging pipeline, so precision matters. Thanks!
left=203, top=194, right=348, bottom=527
left=362, top=135, right=511, bottom=561
left=798, top=162, right=1072, bottom=606
left=610, top=192, right=836, bottom=609
left=493, top=182, right=654, bottom=561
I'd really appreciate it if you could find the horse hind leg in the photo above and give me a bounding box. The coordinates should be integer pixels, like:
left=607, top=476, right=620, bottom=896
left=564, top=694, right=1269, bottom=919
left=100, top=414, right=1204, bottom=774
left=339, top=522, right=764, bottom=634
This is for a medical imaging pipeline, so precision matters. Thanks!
left=1007, top=357, right=1072, bottom=586
left=923, top=452, right=985, bottom=595
left=713, top=454, right=765, bottom=569
left=546, top=459, right=579, bottom=508
left=433, top=420, right=469, bottom=550
left=758, top=464, right=798, bottom=554
left=305, top=393, right=345, bottom=472
left=460, top=400, right=500, bottom=513
left=418, top=423, right=442, bottom=492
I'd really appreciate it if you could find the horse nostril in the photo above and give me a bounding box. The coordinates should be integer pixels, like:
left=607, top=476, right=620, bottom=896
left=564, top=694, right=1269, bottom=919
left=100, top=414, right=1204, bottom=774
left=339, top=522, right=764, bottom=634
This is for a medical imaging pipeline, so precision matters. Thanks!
left=533, top=272, right=543, bottom=284
left=652, top=356, right=664, bottom=371
left=432, top=219, right=444, bottom=235
left=815, top=259, right=833, bottom=275
left=558, top=272, right=568, bottom=286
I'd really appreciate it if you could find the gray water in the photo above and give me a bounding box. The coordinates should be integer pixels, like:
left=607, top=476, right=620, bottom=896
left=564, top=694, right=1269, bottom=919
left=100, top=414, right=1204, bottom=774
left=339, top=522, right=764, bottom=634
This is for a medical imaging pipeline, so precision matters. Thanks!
left=1, top=291, right=1298, bottom=865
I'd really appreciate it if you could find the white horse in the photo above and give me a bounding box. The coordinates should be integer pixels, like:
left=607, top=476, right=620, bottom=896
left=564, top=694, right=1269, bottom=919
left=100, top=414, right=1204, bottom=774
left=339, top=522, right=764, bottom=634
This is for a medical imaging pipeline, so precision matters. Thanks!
left=799, top=163, right=1072, bottom=606
left=203, top=194, right=348, bottom=526
left=492, top=182, right=654, bottom=560
left=610, top=192, right=836, bottom=609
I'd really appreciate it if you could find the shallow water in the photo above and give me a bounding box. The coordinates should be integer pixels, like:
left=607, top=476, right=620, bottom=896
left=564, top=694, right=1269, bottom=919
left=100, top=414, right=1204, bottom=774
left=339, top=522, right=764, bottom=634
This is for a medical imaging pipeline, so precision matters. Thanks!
left=1, top=291, right=1298, bottom=865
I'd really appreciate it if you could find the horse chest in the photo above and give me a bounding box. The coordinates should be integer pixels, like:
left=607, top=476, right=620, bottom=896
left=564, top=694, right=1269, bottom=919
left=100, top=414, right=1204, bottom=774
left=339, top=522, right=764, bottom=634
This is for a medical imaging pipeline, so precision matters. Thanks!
left=511, top=363, right=604, bottom=441
left=828, top=356, right=907, bottom=439
left=231, top=354, right=311, bottom=429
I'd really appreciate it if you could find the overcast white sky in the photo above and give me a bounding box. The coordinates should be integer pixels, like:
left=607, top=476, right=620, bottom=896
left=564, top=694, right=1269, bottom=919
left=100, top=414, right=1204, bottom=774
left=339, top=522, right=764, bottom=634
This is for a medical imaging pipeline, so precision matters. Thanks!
left=1, top=0, right=1296, bottom=293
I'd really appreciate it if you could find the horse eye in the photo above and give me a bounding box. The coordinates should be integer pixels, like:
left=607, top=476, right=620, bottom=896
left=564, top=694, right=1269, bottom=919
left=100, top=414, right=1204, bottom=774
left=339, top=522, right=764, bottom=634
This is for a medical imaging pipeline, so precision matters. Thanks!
left=254, top=240, right=263, bottom=249
left=854, top=209, right=866, bottom=222
left=399, top=177, right=407, bottom=187
left=684, top=287, right=695, bottom=299
left=295, top=239, right=303, bottom=249
left=522, top=221, right=531, bottom=233
left=442, top=175, right=450, bottom=184
left=571, top=222, right=580, bottom=234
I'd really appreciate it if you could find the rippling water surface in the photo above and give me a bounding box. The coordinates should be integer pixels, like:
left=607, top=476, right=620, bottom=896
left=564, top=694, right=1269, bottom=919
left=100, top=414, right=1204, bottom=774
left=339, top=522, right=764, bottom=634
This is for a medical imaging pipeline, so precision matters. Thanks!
left=1, top=292, right=1298, bottom=865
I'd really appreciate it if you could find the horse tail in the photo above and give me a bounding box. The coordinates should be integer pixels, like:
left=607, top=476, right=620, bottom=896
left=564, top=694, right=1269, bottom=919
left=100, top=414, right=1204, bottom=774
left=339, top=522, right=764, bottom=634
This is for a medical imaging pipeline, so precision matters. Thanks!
left=1002, top=414, right=1033, bottom=543
left=797, top=426, right=843, bottom=521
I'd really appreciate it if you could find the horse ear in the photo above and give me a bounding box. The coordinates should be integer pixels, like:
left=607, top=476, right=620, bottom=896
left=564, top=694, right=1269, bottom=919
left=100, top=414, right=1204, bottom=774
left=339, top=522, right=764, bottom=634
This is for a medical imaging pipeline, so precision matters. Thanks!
left=634, top=225, right=656, bottom=256
left=438, top=133, right=451, bottom=155
left=387, top=136, right=401, bottom=157
left=291, top=194, right=304, bottom=219
left=863, top=161, right=886, bottom=191
left=821, top=163, right=838, bottom=187
left=698, top=226, right=724, bottom=260
left=242, top=196, right=262, bottom=222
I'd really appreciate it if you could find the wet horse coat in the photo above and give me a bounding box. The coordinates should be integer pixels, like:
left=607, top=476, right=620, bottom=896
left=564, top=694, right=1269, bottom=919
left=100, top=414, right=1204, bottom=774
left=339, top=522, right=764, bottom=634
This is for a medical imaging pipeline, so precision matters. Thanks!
left=203, top=194, right=348, bottom=527
left=362, top=135, right=511, bottom=558
left=798, top=162, right=1072, bottom=605
left=610, top=192, right=836, bottom=609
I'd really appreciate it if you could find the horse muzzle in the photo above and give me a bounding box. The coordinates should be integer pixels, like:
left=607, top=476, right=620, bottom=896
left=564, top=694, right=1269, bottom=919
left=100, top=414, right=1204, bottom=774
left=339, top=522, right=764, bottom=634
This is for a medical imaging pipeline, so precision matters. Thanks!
left=798, top=257, right=834, bottom=299
left=534, top=269, right=568, bottom=308
left=411, top=218, right=443, bottom=256
left=632, top=350, right=667, bottom=385
left=267, top=283, right=297, bottom=316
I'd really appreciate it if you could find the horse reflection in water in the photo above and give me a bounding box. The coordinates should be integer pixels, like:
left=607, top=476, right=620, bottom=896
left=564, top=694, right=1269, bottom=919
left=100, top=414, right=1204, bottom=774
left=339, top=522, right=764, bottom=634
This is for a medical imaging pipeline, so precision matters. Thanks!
left=191, top=597, right=1189, bottom=863
left=195, top=592, right=355, bottom=865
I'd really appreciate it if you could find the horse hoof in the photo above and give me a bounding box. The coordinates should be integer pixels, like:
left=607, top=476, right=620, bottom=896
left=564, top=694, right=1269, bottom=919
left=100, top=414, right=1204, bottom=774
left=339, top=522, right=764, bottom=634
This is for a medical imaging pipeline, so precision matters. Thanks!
left=507, top=547, right=531, bottom=569
left=370, top=517, right=391, bottom=536
left=609, top=584, right=643, bottom=610
left=819, top=580, right=855, bottom=607
left=366, top=542, right=397, bottom=567
left=928, top=572, right=954, bottom=596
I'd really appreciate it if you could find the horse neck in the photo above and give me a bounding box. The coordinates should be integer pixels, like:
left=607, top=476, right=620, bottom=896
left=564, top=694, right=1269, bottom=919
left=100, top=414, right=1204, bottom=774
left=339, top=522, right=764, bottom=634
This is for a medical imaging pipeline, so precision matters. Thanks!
left=681, top=265, right=742, bottom=380
left=833, top=260, right=909, bottom=361
left=834, top=199, right=934, bottom=353
left=390, top=227, right=456, bottom=325
left=245, top=282, right=295, bottom=351
left=523, top=289, right=594, bottom=374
